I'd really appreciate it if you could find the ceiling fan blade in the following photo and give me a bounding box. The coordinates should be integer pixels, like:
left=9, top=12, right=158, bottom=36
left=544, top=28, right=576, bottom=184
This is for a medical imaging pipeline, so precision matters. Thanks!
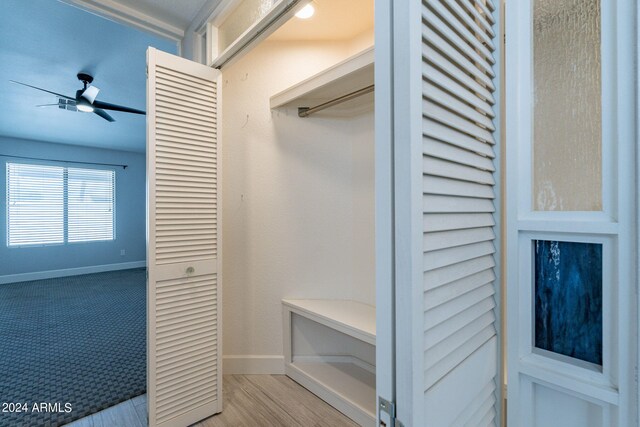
left=35, top=103, right=61, bottom=107
left=92, top=100, right=145, bottom=115
left=10, top=80, right=75, bottom=100
left=94, top=108, right=115, bottom=122
left=81, top=85, right=100, bottom=103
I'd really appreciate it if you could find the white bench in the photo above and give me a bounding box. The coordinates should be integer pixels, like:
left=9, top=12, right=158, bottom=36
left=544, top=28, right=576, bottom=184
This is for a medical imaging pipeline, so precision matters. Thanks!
left=282, top=299, right=376, bottom=426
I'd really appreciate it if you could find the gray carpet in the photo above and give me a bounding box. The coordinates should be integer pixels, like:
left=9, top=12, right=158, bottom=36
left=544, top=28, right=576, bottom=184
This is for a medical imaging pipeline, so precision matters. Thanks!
left=0, top=268, right=146, bottom=427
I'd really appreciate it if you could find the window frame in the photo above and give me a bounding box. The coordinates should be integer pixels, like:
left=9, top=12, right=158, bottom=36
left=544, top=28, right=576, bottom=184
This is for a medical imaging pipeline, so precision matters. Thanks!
left=6, top=161, right=116, bottom=248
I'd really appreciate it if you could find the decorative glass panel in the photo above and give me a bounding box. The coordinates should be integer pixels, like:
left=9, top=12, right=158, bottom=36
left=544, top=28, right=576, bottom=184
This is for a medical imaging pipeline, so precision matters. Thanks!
left=534, top=240, right=602, bottom=365
left=533, top=0, right=602, bottom=211
left=218, top=0, right=277, bottom=54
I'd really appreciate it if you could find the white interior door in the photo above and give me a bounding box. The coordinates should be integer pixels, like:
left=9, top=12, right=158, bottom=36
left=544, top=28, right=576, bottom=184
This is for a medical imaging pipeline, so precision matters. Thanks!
left=385, top=0, right=502, bottom=425
left=505, top=0, right=637, bottom=426
left=147, top=47, right=222, bottom=427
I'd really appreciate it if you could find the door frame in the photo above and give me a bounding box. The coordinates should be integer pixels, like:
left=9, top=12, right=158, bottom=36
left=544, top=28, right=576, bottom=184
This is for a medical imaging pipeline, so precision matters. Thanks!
left=199, top=1, right=400, bottom=425
left=386, top=0, right=424, bottom=423
left=374, top=0, right=396, bottom=425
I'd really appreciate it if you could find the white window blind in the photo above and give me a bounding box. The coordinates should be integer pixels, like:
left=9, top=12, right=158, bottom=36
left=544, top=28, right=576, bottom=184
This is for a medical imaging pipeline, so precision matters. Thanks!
left=68, top=167, right=115, bottom=242
left=6, top=163, right=115, bottom=246
left=7, top=163, right=64, bottom=246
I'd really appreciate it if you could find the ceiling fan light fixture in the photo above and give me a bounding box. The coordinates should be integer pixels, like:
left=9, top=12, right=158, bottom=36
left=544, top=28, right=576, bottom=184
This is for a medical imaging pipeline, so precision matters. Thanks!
left=295, top=3, right=314, bottom=19
left=77, top=103, right=94, bottom=113
left=11, top=74, right=144, bottom=122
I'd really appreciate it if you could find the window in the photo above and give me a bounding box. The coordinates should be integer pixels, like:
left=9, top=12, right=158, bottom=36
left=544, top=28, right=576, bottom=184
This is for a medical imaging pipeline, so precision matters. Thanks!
left=7, top=163, right=65, bottom=246
left=67, top=168, right=115, bottom=242
left=7, top=163, right=115, bottom=246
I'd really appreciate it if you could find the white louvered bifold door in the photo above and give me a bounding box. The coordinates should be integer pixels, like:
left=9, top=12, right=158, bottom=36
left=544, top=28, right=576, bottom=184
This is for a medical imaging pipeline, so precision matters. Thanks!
left=423, top=0, right=499, bottom=425
left=400, top=0, right=500, bottom=425
left=147, top=47, right=221, bottom=427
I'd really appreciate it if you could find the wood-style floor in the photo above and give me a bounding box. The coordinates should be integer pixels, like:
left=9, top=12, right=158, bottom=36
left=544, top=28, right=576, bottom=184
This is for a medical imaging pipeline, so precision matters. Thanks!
left=64, top=393, right=146, bottom=427
left=65, top=375, right=359, bottom=427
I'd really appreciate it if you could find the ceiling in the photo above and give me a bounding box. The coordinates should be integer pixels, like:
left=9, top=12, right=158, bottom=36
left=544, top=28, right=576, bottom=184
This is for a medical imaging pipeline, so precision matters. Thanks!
left=102, top=0, right=211, bottom=31
left=268, top=0, right=374, bottom=41
left=0, top=0, right=177, bottom=153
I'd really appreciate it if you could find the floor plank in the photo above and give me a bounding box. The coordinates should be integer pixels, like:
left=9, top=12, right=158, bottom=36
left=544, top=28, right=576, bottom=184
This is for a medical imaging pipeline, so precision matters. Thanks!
left=197, top=375, right=359, bottom=427
left=64, top=415, right=94, bottom=427
left=96, top=400, right=143, bottom=427
left=202, top=375, right=293, bottom=426
left=131, top=394, right=146, bottom=408
left=132, top=398, right=148, bottom=426
left=89, top=411, right=103, bottom=427
left=66, top=375, right=358, bottom=427
left=247, top=375, right=359, bottom=426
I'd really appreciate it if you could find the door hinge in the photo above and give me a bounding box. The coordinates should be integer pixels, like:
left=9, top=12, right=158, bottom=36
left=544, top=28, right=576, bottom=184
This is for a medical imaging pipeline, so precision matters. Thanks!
left=379, top=397, right=404, bottom=427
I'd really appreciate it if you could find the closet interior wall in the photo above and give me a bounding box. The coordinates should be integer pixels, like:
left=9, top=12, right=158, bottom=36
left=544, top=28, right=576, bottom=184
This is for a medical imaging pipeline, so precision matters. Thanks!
left=220, top=32, right=375, bottom=373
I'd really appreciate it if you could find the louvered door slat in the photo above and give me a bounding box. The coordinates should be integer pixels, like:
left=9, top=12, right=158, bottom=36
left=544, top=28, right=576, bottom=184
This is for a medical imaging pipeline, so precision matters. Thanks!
left=423, top=102, right=494, bottom=143
left=442, top=0, right=494, bottom=46
left=423, top=195, right=495, bottom=213
left=424, top=241, right=496, bottom=270
left=425, top=53, right=494, bottom=98
left=424, top=297, right=496, bottom=346
left=147, top=47, right=221, bottom=427
left=425, top=0, right=495, bottom=56
left=423, top=176, right=495, bottom=199
left=424, top=324, right=495, bottom=389
left=156, top=67, right=216, bottom=87
left=156, top=113, right=217, bottom=131
left=156, top=94, right=217, bottom=112
left=423, top=212, right=495, bottom=233
left=423, top=118, right=495, bottom=157
left=424, top=44, right=495, bottom=95
left=157, top=129, right=218, bottom=145
left=424, top=269, right=496, bottom=310
left=423, top=157, right=495, bottom=185
left=422, top=0, right=498, bottom=424
left=156, top=81, right=216, bottom=102
left=451, top=382, right=496, bottom=426
left=424, top=140, right=496, bottom=172
left=422, top=11, right=494, bottom=75
left=425, top=311, right=495, bottom=365
left=424, top=256, right=495, bottom=292
left=477, top=0, right=495, bottom=17
left=424, top=227, right=495, bottom=251
left=457, top=0, right=494, bottom=36
left=423, top=83, right=495, bottom=130
left=423, top=61, right=495, bottom=107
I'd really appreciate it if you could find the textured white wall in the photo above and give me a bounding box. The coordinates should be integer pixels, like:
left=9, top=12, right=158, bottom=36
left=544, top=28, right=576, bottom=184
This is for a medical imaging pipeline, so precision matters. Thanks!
left=221, top=38, right=375, bottom=367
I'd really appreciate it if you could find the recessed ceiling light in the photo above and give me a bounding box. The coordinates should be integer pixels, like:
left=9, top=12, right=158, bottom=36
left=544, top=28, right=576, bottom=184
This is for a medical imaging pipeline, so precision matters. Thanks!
left=295, top=4, right=314, bottom=19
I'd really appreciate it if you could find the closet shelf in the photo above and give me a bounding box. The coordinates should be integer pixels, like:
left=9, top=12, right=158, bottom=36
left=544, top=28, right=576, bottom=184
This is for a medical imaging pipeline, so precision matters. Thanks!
left=283, top=299, right=376, bottom=425
left=282, top=299, right=376, bottom=345
left=270, top=47, right=374, bottom=117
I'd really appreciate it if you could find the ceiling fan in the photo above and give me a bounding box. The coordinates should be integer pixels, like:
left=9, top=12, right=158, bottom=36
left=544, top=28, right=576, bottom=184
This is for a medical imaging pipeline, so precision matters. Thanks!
left=10, top=73, right=145, bottom=122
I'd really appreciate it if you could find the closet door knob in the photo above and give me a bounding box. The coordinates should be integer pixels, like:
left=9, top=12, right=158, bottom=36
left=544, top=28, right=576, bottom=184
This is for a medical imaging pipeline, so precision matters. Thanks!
left=186, top=266, right=195, bottom=276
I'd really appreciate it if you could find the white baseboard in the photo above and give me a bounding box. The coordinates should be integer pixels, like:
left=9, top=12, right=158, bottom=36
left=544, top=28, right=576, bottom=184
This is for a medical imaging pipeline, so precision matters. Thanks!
left=223, top=355, right=285, bottom=375
left=292, top=355, right=376, bottom=374
left=0, top=261, right=147, bottom=284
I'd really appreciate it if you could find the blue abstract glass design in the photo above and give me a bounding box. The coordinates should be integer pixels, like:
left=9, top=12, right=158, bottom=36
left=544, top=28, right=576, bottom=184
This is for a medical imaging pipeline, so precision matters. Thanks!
left=534, top=240, right=603, bottom=365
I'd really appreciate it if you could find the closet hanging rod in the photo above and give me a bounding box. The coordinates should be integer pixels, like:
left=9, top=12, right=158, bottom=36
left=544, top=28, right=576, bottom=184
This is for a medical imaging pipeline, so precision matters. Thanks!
left=297, top=84, right=375, bottom=118
left=0, top=154, right=127, bottom=169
